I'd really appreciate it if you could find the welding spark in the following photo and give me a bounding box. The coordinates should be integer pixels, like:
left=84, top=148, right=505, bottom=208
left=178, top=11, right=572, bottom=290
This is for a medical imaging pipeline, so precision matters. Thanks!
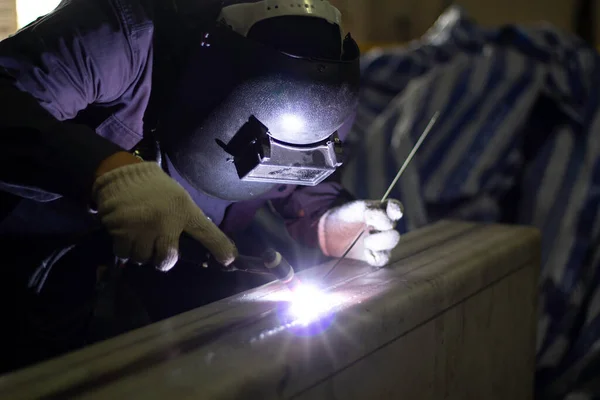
left=256, top=282, right=344, bottom=339
left=286, top=284, right=342, bottom=326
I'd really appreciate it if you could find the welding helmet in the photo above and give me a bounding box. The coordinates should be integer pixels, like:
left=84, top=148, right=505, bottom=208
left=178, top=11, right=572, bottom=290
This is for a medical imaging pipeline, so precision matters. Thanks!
left=159, top=0, right=360, bottom=201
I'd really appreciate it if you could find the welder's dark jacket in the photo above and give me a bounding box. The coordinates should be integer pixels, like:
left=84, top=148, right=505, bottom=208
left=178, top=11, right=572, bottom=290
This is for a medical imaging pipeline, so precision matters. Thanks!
left=0, top=0, right=353, bottom=253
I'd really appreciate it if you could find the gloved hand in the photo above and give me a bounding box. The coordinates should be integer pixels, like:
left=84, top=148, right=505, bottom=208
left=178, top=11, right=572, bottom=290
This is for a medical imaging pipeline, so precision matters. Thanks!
left=92, top=161, right=238, bottom=271
left=318, top=199, right=403, bottom=267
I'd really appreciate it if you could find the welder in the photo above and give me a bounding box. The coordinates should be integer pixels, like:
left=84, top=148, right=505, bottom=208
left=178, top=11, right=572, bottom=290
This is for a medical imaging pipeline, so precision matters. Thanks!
left=0, top=0, right=403, bottom=372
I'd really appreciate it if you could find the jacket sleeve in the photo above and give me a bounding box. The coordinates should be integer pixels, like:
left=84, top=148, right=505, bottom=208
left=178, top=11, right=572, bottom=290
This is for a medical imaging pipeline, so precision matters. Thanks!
left=269, top=112, right=357, bottom=248
left=269, top=174, right=355, bottom=248
left=0, top=0, right=139, bottom=202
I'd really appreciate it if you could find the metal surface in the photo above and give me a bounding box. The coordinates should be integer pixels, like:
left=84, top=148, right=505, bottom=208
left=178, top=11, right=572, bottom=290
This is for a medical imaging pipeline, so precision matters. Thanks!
left=0, top=221, right=540, bottom=399
left=322, top=111, right=439, bottom=281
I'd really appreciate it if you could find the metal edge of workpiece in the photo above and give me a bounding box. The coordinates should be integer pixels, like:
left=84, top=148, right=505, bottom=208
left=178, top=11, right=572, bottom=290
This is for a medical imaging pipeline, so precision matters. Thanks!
left=221, top=223, right=541, bottom=399
left=72, top=222, right=540, bottom=399
left=0, top=221, right=541, bottom=399
left=0, top=221, right=479, bottom=390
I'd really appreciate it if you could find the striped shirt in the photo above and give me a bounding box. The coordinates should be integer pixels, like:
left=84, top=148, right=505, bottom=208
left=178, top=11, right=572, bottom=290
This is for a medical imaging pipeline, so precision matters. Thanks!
left=341, top=6, right=600, bottom=399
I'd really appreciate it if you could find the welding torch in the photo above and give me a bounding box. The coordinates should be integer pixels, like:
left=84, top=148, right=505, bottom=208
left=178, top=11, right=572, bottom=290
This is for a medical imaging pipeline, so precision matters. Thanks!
left=206, top=248, right=302, bottom=292
left=167, top=230, right=301, bottom=291
left=31, top=226, right=301, bottom=295
left=88, top=228, right=301, bottom=292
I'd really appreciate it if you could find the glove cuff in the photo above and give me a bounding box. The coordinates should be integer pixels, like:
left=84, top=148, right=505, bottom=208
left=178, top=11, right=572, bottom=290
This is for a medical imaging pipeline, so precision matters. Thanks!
left=95, top=151, right=143, bottom=180
left=318, top=209, right=334, bottom=257
left=318, top=208, right=365, bottom=258
left=92, top=162, right=164, bottom=202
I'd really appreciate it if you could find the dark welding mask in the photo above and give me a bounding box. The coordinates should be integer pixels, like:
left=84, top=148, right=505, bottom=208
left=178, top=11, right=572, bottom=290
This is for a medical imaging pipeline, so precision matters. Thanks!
left=159, top=0, right=360, bottom=201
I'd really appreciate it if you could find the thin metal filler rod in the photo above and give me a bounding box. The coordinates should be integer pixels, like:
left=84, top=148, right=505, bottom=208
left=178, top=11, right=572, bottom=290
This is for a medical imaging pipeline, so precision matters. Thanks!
left=321, top=111, right=440, bottom=281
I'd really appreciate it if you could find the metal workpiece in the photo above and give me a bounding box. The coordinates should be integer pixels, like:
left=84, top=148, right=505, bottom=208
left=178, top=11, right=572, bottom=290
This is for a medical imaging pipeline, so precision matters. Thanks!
left=0, top=221, right=541, bottom=400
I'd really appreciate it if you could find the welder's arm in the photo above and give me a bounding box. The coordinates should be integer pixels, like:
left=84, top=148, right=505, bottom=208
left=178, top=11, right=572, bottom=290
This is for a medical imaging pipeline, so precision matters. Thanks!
left=272, top=179, right=403, bottom=267
left=267, top=111, right=359, bottom=247
left=0, top=0, right=136, bottom=202
left=269, top=170, right=355, bottom=249
left=318, top=199, right=403, bottom=267
left=268, top=110, right=402, bottom=266
left=0, top=78, right=124, bottom=202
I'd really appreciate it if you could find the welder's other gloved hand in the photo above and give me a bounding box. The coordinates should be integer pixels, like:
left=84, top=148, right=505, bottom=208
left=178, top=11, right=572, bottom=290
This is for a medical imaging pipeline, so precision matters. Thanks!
left=92, top=157, right=238, bottom=271
left=318, top=199, right=403, bottom=267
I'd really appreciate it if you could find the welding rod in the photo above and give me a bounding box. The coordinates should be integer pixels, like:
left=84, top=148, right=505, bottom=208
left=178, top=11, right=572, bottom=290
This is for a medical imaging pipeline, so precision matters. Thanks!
left=321, top=112, right=440, bottom=281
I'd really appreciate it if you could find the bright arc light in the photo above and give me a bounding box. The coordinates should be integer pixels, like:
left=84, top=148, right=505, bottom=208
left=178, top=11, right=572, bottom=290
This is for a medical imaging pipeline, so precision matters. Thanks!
left=287, top=284, right=340, bottom=325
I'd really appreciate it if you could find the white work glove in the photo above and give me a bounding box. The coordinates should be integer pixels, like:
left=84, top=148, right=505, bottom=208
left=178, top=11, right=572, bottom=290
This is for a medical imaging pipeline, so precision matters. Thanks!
left=318, top=199, right=403, bottom=267
left=92, top=162, right=238, bottom=271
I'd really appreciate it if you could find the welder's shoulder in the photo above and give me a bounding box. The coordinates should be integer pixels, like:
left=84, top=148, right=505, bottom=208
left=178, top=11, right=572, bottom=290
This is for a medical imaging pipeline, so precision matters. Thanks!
left=57, top=0, right=155, bottom=54
left=1, top=0, right=154, bottom=72
left=0, top=0, right=154, bottom=105
left=92, top=0, right=156, bottom=67
left=104, top=0, right=155, bottom=38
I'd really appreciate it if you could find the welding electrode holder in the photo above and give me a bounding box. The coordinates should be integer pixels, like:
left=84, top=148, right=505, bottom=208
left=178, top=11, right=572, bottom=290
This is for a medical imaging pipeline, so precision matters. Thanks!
left=200, top=245, right=298, bottom=287
left=176, top=232, right=299, bottom=288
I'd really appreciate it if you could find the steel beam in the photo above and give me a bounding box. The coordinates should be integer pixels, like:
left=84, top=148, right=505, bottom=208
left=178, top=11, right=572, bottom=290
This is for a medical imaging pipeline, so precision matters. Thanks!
left=0, top=220, right=540, bottom=399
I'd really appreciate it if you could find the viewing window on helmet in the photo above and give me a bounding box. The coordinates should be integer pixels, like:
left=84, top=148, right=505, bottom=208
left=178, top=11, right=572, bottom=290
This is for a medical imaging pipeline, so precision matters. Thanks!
left=159, top=0, right=361, bottom=201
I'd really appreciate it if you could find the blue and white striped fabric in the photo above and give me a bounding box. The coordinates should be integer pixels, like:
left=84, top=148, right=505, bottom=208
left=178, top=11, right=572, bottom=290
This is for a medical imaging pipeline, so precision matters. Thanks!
left=341, top=6, right=600, bottom=399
